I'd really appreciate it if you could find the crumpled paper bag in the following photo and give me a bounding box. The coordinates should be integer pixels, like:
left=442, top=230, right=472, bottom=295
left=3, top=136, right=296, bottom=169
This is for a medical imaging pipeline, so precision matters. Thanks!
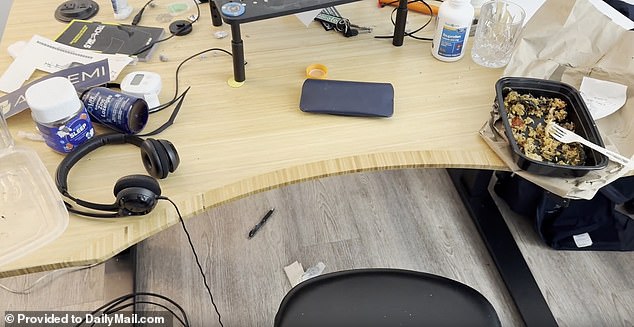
left=480, top=0, right=634, bottom=200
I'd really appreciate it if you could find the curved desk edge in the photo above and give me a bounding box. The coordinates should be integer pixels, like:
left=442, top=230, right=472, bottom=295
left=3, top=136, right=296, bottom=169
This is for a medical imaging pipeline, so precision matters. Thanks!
left=0, top=149, right=507, bottom=277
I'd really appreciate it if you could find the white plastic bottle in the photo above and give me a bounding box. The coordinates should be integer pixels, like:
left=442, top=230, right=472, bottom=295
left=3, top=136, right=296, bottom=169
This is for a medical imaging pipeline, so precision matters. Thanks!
left=431, top=0, right=475, bottom=62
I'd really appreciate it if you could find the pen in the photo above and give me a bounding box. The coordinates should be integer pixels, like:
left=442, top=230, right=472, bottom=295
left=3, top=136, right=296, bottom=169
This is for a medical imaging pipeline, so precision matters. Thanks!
left=248, top=208, right=275, bottom=239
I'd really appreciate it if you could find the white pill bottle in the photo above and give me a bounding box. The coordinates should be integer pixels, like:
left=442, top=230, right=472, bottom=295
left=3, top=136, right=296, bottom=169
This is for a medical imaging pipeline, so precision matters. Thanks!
left=431, top=0, right=475, bottom=62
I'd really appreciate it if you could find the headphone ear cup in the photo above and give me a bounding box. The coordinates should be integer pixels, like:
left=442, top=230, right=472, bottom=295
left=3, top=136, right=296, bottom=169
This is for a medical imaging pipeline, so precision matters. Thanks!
left=140, top=138, right=180, bottom=179
left=157, top=139, right=180, bottom=173
left=113, top=174, right=162, bottom=197
left=141, top=139, right=170, bottom=179
left=113, top=175, right=162, bottom=216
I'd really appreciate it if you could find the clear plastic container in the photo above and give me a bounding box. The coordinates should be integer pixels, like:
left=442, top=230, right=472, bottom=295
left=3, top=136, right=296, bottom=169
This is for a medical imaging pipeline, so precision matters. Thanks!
left=0, top=111, right=69, bottom=267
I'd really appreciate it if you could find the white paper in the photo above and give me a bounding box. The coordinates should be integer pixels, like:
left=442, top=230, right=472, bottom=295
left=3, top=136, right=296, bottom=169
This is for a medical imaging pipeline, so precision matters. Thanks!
left=573, top=233, right=593, bottom=248
left=512, top=0, right=634, bottom=29
left=0, top=35, right=133, bottom=93
left=580, top=76, right=628, bottom=120
left=283, top=261, right=305, bottom=287
left=295, top=9, right=322, bottom=27
left=588, top=0, right=634, bottom=30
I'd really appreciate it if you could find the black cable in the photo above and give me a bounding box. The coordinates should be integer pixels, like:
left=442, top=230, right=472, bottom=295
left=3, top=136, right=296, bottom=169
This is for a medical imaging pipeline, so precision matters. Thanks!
left=104, top=301, right=189, bottom=326
left=384, top=0, right=434, bottom=40
left=375, top=0, right=434, bottom=41
left=76, top=292, right=190, bottom=327
left=131, top=48, right=233, bottom=136
left=189, top=0, right=201, bottom=25
left=88, top=292, right=188, bottom=319
left=77, top=196, right=226, bottom=327
left=171, top=48, right=233, bottom=103
left=149, top=48, right=233, bottom=114
left=131, top=0, right=155, bottom=25
left=159, top=196, right=225, bottom=327
left=89, top=292, right=189, bottom=321
left=131, top=0, right=201, bottom=57
left=131, top=33, right=176, bottom=56
left=138, top=87, right=190, bottom=137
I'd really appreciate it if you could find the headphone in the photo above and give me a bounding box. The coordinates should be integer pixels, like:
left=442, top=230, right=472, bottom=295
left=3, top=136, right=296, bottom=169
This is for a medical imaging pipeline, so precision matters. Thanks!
left=56, top=133, right=180, bottom=218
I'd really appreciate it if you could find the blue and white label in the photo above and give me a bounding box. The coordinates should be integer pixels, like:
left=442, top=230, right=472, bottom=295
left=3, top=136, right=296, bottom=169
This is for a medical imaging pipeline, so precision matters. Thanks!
left=36, top=107, right=95, bottom=153
left=438, top=25, right=467, bottom=57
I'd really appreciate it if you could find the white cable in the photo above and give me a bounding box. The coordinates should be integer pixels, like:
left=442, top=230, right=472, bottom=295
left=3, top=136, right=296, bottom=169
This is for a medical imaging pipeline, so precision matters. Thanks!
left=0, top=262, right=100, bottom=294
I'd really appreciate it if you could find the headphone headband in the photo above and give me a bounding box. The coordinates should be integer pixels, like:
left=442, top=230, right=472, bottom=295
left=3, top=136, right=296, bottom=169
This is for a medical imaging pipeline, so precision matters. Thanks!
left=56, top=133, right=166, bottom=216
left=56, top=133, right=144, bottom=195
left=56, top=133, right=179, bottom=217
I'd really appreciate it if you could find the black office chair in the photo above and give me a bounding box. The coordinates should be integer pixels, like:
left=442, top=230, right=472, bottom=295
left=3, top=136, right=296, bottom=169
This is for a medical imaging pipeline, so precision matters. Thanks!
left=274, top=268, right=501, bottom=327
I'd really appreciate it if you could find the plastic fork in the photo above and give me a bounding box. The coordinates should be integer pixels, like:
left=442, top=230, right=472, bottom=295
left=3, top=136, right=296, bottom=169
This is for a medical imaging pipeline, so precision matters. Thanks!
left=547, top=123, right=631, bottom=166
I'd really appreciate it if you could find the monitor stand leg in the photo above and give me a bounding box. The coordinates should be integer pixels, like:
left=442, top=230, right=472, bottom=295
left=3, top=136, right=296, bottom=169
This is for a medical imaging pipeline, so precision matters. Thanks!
left=209, top=1, right=223, bottom=26
left=392, top=0, right=408, bottom=46
left=229, top=23, right=246, bottom=86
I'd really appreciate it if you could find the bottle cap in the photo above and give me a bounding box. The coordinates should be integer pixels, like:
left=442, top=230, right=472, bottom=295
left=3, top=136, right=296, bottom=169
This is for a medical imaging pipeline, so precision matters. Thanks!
left=26, top=77, right=82, bottom=124
left=306, top=64, right=328, bottom=79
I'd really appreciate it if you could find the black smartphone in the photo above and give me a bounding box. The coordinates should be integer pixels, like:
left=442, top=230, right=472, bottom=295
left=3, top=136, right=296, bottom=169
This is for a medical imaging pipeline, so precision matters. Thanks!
left=299, top=79, right=394, bottom=117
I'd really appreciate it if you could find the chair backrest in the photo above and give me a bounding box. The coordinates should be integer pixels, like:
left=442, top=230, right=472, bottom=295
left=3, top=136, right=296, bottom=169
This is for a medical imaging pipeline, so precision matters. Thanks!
left=275, top=268, right=501, bottom=327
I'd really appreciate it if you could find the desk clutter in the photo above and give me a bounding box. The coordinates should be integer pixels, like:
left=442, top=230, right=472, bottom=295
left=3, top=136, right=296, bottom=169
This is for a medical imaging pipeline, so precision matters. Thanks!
left=483, top=0, right=634, bottom=253
left=55, top=19, right=165, bottom=61
left=481, top=0, right=634, bottom=201
left=1, top=2, right=634, bottom=326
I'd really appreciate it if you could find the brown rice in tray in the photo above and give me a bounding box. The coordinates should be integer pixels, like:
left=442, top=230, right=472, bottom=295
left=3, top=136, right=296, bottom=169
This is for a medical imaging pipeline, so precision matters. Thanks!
left=503, top=89, right=585, bottom=166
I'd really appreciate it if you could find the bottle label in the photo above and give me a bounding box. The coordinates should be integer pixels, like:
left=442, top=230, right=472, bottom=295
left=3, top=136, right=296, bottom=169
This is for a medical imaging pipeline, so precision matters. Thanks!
left=36, top=107, right=95, bottom=153
left=438, top=25, right=468, bottom=57
left=81, top=87, right=148, bottom=134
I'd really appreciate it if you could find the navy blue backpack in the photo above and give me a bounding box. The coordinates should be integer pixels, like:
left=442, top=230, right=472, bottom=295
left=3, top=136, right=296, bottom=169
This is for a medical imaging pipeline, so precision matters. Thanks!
left=494, top=172, right=634, bottom=251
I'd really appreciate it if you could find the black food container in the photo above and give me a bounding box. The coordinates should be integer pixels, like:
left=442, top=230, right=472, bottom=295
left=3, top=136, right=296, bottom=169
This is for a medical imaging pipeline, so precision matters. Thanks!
left=494, top=77, right=608, bottom=178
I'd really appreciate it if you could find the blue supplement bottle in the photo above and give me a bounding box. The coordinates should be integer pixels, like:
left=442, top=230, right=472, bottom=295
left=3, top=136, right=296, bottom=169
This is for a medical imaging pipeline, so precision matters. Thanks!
left=25, top=77, right=95, bottom=153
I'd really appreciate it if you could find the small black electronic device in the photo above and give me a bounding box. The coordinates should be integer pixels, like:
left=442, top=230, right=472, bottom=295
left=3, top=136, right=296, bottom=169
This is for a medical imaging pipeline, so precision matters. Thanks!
left=169, top=20, right=193, bottom=36
left=54, top=0, right=99, bottom=22
left=56, top=133, right=180, bottom=218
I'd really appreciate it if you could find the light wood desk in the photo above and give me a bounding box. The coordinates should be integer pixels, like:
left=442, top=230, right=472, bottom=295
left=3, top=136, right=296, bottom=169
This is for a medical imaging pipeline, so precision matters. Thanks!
left=2, top=1, right=563, bottom=325
left=0, top=0, right=507, bottom=276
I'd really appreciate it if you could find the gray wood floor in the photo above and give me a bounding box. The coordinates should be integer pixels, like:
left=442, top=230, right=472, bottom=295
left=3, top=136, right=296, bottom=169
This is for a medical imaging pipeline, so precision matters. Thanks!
left=0, top=250, right=133, bottom=311
left=2, top=169, right=634, bottom=327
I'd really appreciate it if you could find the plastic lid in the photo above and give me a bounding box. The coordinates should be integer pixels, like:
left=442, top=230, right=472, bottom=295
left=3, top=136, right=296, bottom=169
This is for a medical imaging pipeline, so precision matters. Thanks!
left=1, top=96, right=68, bottom=267
left=0, top=147, right=69, bottom=267
left=25, top=77, right=82, bottom=124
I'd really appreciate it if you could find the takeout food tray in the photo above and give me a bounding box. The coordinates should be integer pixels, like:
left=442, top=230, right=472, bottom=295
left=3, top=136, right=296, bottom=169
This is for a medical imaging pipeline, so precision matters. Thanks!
left=493, top=77, right=608, bottom=178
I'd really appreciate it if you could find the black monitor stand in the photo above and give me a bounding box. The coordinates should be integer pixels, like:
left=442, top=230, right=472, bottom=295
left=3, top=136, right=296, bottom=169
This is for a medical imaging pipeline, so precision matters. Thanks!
left=229, top=22, right=246, bottom=84
left=392, top=0, right=408, bottom=46
left=209, top=0, right=360, bottom=85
